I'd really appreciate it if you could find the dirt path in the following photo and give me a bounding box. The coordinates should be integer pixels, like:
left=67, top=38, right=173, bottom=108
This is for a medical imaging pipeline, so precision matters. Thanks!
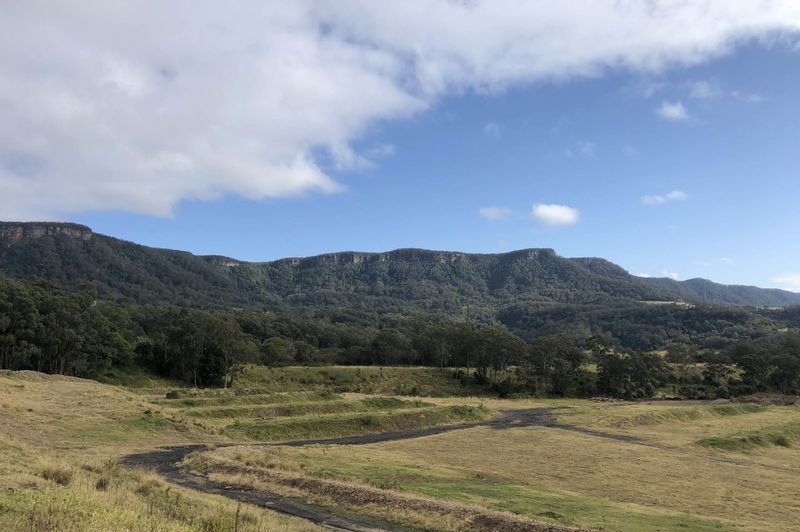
left=122, top=444, right=402, bottom=532
left=121, top=408, right=620, bottom=531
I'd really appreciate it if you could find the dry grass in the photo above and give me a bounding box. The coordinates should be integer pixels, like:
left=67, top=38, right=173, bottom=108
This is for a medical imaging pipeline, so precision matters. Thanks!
left=1, top=455, right=323, bottom=531
left=202, top=401, right=800, bottom=532
left=186, top=452, right=583, bottom=532
left=0, top=370, right=498, bottom=531
left=5, top=370, right=800, bottom=532
left=0, top=372, right=324, bottom=531
left=697, top=421, right=800, bottom=451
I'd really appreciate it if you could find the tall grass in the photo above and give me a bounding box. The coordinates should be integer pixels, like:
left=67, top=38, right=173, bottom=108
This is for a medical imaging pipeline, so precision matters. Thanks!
left=222, top=405, right=490, bottom=441
left=154, top=391, right=341, bottom=408
left=184, top=397, right=430, bottom=419
left=607, top=403, right=767, bottom=428
left=235, top=365, right=487, bottom=396
left=2, top=457, right=322, bottom=531
left=697, top=422, right=800, bottom=451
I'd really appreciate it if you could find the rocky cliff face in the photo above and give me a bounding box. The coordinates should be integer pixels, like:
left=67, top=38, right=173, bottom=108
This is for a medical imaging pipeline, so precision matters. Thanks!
left=0, top=222, right=93, bottom=245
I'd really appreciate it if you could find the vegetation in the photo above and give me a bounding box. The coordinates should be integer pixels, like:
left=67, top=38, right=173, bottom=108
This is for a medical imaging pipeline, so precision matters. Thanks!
left=3, top=223, right=800, bottom=356
left=222, top=405, right=489, bottom=441
left=3, top=269, right=800, bottom=398
left=188, top=398, right=800, bottom=532
left=3, top=367, right=800, bottom=531
left=4, top=224, right=800, bottom=530
left=0, top=372, right=323, bottom=531
left=697, top=422, right=800, bottom=451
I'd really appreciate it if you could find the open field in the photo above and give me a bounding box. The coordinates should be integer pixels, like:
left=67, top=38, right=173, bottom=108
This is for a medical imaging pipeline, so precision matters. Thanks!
left=2, top=367, right=800, bottom=531
left=0, top=371, right=324, bottom=531
left=0, top=368, right=493, bottom=531
left=185, top=400, right=800, bottom=531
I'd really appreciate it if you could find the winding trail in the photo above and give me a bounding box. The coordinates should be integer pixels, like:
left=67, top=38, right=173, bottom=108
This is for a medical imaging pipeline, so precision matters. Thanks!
left=121, top=408, right=635, bottom=531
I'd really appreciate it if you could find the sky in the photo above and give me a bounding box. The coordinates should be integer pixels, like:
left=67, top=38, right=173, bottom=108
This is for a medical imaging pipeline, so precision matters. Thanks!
left=1, top=1, right=800, bottom=290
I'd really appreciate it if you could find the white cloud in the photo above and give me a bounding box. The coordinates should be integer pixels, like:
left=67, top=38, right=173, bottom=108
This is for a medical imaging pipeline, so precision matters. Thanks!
left=365, top=143, right=396, bottom=159
left=479, top=206, right=513, bottom=221
left=2, top=2, right=800, bottom=218
left=637, top=272, right=652, bottom=278
left=656, top=100, right=690, bottom=121
left=773, top=274, right=800, bottom=292
left=483, top=122, right=502, bottom=138
left=731, top=90, right=765, bottom=103
left=532, top=204, right=579, bottom=226
left=720, top=257, right=735, bottom=265
left=497, top=239, right=510, bottom=250
left=661, top=269, right=679, bottom=280
left=689, top=80, right=719, bottom=99
left=565, top=141, right=597, bottom=158
left=642, top=190, right=689, bottom=205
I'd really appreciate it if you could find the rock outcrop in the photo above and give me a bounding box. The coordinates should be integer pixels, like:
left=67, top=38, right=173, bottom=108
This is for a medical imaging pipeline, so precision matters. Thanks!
left=0, top=222, right=93, bottom=245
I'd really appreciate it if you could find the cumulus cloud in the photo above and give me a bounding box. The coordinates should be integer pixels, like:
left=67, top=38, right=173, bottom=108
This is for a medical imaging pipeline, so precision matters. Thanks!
left=2, top=1, right=800, bottom=218
left=532, top=204, right=579, bottom=226
left=642, top=190, right=689, bottom=205
left=479, top=206, right=513, bottom=221
left=656, top=100, right=690, bottom=121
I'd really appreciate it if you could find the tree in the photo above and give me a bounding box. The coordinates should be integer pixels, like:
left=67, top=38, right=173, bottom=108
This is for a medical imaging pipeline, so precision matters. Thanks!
left=261, top=337, right=297, bottom=365
left=474, top=325, right=528, bottom=381
left=370, top=329, right=412, bottom=365
left=665, top=343, right=697, bottom=382
left=527, top=335, right=585, bottom=396
left=596, top=348, right=668, bottom=399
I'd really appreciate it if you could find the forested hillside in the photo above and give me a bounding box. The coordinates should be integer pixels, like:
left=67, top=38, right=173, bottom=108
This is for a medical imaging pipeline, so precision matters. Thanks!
left=2, top=272, right=798, bottom=397
left=3, top=222, right=799, bottom=314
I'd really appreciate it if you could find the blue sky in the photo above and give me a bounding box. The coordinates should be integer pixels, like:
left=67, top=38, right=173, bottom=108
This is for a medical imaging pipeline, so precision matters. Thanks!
left=75, top=43, right=800, bottom=290
left=2, top=2, right=800, bottom=290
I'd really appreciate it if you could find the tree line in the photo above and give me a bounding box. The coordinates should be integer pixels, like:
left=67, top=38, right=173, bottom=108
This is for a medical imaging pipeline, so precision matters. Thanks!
left=1, top=274, right=798, bottom=397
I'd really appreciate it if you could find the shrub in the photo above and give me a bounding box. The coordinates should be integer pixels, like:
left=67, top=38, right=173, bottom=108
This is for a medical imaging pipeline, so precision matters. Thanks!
left=134, top=477, right=163, bottom=496
left=165, top=390, right=182, bottom=399
left=95, top=474, right=111, bottom=491
left=40, top=464, right=74, bottom=486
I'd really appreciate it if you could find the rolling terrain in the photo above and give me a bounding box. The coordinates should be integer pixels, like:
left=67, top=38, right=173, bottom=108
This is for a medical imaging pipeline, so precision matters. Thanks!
left=2, top=367, right=798, bottom=531
left=3, top=221, right=799, bottom=314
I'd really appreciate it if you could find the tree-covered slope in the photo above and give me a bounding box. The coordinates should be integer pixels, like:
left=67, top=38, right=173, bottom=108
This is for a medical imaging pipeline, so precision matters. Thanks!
left=2, top=222, right=799, bottom=312
left=641, top=277, right=800, bottom=307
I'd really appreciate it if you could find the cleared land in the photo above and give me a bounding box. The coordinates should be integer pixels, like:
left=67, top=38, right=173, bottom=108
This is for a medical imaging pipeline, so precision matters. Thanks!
left=2, top=366, right=799, bottom=531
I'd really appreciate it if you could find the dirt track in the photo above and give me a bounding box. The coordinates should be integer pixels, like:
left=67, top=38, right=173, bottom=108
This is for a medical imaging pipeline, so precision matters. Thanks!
left=122, top=408, right=603, bottom=531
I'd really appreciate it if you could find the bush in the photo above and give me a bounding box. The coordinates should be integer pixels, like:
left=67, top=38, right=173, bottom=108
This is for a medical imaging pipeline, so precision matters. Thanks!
left=40, top=464, right=74, bottom=486
left=95, top=475, right=111, bottom=491
left=165, top=390, right=182, bottom=399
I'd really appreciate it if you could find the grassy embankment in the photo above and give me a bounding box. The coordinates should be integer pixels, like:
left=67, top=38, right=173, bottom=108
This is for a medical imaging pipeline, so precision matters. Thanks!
left=0, top=367, right=492, bottom=531
left=188, top=397, right=800, bottom=532
left=5, top=365, right=800, bottom=531
left=234, top=364, right=490, bottom=396
left=0, top=371, right=323, bottom=531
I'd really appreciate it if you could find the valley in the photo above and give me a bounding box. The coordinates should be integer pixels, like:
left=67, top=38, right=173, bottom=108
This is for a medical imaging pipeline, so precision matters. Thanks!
left=2, top=367, right=798, bottom=531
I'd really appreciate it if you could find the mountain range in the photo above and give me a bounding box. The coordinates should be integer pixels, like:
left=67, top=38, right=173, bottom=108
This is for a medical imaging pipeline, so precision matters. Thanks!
left=2, top=222, right=799, bottom=314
